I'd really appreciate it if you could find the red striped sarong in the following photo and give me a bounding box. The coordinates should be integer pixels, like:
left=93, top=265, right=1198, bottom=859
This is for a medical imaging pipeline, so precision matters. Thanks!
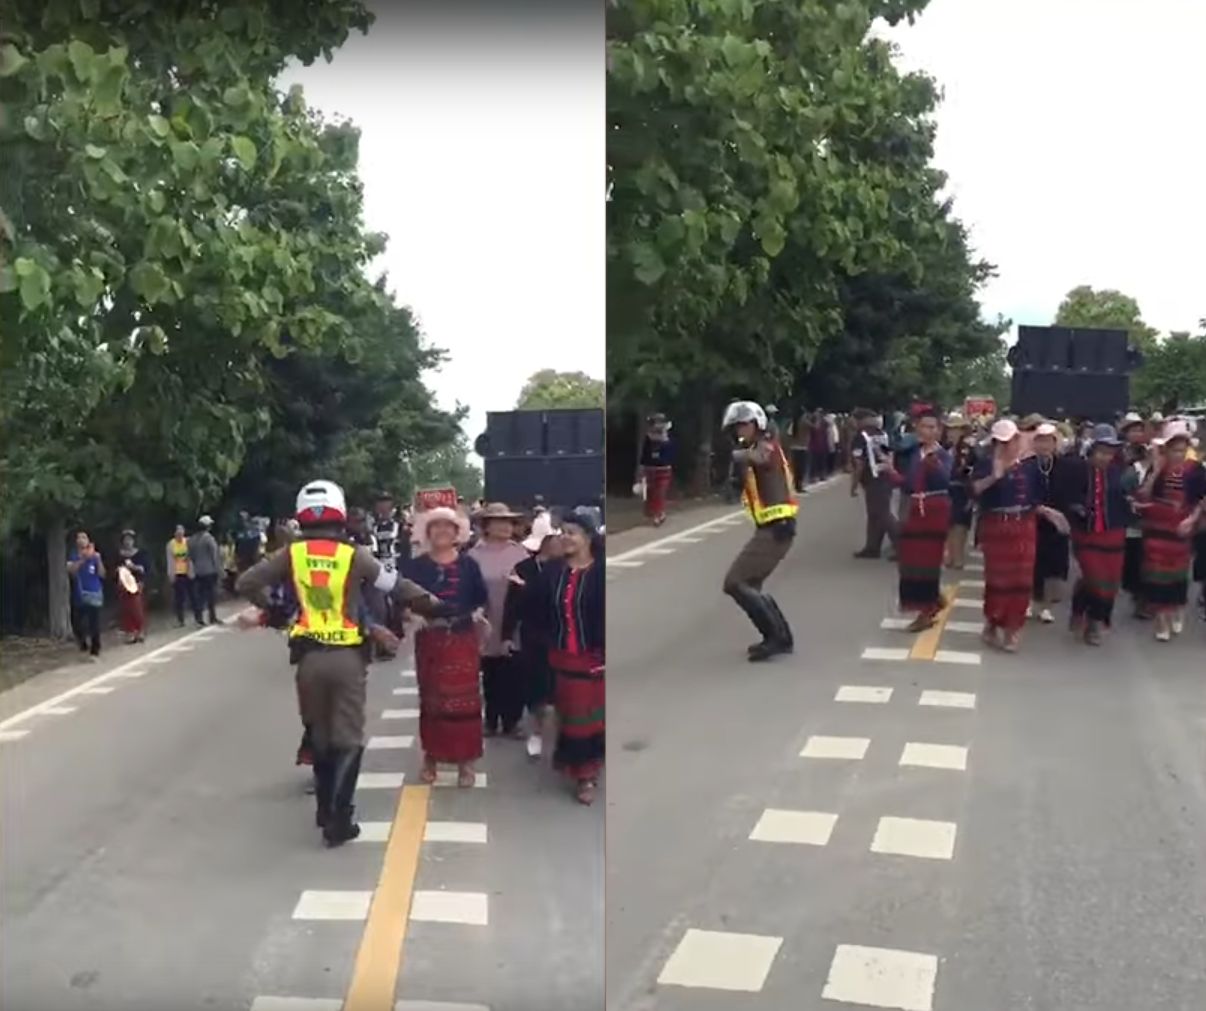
left=118, top=588, right=145, bottom=636
left=415, top=627, right=483, bottom=763
left=898, top=494, right=951, bottom=615
left=979, top=511, right=1036, bottom=633
left=1071, top=528, right=1126, bottom=625
left=551, top=646, right=604, bottom=781
left=644, top=465, right=673, bottom=519
left=1141, top=500, right=1192, bottom=612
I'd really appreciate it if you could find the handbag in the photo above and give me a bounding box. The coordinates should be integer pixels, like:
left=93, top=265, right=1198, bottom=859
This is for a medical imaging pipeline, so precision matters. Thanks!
left=80, top=588, right=104, bottom=608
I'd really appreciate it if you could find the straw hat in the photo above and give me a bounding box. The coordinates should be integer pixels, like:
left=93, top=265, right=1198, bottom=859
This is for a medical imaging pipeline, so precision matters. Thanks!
left=944, top=412, right=970, bottom=429
left=476, top=502, right=523, bottom=524
left=1018, top=413, right=1046, bottom=431
left=522, top=511, right=561, bottom=552
left=1119, top=411, right=1145, bottom=432
left=412, top=506, right=470, bottom=549
left=1034, top=422, right=1059, bottom=438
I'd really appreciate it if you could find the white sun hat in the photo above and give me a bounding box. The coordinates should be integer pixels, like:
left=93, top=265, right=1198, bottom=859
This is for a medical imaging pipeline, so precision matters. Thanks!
left=522, top=511, right=561, bottom=552
left=990, top=418, right=1019, bottom=442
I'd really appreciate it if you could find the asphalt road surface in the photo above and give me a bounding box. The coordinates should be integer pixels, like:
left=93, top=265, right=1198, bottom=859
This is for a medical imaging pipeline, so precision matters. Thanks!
left=607, top=480, right=1206, bottom=1011
left=0, top=609, right=602, bottom=1011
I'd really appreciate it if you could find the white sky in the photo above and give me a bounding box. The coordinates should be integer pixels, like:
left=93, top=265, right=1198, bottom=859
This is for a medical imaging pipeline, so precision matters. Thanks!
left=280, top=7, right=604, bottom=446
left=885, top=0, right=1206, bottom=340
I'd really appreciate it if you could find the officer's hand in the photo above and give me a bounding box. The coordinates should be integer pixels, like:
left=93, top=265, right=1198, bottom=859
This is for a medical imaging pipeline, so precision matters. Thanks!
left=369, top=625, right=402, bottom=653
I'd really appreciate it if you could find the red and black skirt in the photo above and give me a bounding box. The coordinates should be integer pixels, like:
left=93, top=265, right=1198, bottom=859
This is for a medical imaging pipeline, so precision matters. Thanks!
left=979, top=511, right=1037, bottom=633
left=550, top=646, right=604, bottom=782
left=415, top=627, right=484, bottom=764
left=1071, top=527, right=1127, bottom=625
left=1141, top=501, right=1193, bottom=612
left=644, top=465, right=673, bottom=518
left=898, top=493, right=951, bottom=614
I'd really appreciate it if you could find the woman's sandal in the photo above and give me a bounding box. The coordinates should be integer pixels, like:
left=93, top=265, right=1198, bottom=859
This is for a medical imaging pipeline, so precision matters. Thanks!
left=420, top=762, right=438, bottom=785
left=576, top=780, right=596, bottom=806
left=457, top=766, right=476, bottom=789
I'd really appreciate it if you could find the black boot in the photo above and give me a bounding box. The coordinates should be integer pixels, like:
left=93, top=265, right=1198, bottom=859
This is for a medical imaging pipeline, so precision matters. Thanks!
left=763, top=596, right=794, bottom=654
left=728, top=584, right=788, bottom=661
left=322, top=747, right=364, bottom=847
left=312, top=750, right=334, bottom=829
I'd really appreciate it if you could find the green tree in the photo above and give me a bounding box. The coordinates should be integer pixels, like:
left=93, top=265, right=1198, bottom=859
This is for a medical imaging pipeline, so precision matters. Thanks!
left=1130, top=328, right=1206, bottom=414
left=516, top=369, right=605, bottom=410
left=1054, top=286, right=1158, bottom=351
left=607, top=0, right=999, bottom=487
left=405, top=436, right=483, bottom=503
left=0, top=2, right=459, bottom=634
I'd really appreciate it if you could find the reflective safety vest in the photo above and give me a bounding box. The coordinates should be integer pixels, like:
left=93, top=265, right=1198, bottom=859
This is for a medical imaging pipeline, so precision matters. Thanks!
left=742, top=442, right=799, bottom=525
left=288, top=539, right=364, bottom=647
left=170, top=539, right=190, bottom=576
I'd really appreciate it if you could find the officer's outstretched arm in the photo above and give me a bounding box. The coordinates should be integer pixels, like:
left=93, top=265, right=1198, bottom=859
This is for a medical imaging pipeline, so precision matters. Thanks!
left=392, top=578, right=456, bottom=619
left=235, top=549, right=289, bottom=610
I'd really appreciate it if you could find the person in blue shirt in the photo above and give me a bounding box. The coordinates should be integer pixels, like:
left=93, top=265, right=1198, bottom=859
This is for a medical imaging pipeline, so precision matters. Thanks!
left=67, top=530, right=106, bottom=659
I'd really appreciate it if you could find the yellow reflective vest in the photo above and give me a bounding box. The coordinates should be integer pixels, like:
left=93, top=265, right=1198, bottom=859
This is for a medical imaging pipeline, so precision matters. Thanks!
left=288, top=539, right=364, bottom=647
left=741, top=442, right=799, bottom=526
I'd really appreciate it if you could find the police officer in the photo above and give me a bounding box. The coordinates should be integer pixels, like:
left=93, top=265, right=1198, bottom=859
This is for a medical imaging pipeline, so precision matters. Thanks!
left=237, top=480, right=452, bottom=847
left=721, top=401, right=798, bottom=661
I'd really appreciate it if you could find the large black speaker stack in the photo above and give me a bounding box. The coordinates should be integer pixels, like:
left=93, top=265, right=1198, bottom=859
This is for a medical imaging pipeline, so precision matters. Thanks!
left=474, top=408, right=604, bottom=509
left=1008, top=325, right=1142, bottom=420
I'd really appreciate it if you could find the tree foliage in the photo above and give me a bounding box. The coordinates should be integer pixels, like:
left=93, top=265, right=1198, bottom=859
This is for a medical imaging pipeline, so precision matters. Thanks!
left=607, top=0, right=1003, bottom=488
left=0, top=1, right=464, bottom=632
left=515, top=369, right=605, bottom=410
left=1054, top=285, right=1158, bottom=351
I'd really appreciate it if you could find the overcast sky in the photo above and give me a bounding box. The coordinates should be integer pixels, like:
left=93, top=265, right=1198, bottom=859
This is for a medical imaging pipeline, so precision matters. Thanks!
left=280, top=4, right=603, bottom=445
left=885, top=0, right=1206, bottom=340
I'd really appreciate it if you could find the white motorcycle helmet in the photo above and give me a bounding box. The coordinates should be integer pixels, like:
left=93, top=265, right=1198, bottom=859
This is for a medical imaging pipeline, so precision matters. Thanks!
left=721, top=400, right=769, bottom=431
left=295, top=479, right=347, bottom=527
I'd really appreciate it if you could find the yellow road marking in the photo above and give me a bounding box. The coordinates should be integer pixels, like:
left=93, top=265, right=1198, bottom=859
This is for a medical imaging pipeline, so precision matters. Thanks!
left=910, top=583, right=957, bottom=661
left=343, top=785, right=430, bottom=1011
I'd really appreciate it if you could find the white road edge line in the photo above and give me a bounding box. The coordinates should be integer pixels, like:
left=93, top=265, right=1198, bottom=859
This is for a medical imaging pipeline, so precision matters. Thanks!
left=0, top=607, right=254, bottom=732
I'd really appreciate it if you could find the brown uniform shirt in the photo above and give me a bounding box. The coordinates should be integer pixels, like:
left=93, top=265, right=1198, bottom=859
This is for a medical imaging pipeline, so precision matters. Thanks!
left=732, top=436, right=794, bottom=524
left=235, top=536, right=440, bottom=623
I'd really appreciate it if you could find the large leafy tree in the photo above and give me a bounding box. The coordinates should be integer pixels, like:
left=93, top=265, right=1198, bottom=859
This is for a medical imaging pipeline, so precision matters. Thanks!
left=0, top=2, right=459, bottom=634
left=1054, top=285, right=1159, bottom=351
left=516, top=369, right=605, bottom=410
left=607, top=0, right=1000, bottom=488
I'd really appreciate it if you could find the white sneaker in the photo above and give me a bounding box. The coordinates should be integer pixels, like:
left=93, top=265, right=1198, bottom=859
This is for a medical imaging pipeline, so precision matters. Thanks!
left=526, top=735, right=543, bottom=759
left=1156, top=627, right=1172, bottom=643
left=1040, top=608, right=1055, bottom=624
left=1172, top=616, right=1185, bottom=635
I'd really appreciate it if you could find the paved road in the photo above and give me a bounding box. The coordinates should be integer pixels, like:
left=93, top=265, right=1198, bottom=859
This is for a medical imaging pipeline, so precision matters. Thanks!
left=607, top=481, right=1206, bottom=1011
left=0, top=614, right=602, bottom=1011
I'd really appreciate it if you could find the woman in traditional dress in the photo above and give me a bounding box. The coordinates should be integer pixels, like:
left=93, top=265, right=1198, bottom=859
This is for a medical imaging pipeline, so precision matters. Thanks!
left=943, top=413, right=977, bottom=569
left=888, top=411, right=952, bottom=632
left=972, top=419, right=1069, bottom=652
left=1028, top=423, right=1071, bottom=624
left=514, top=507, right=605, bottom=804
left=639, top=413, right=676, bottom=526
left=116, top=529, right=149, bottom=644
left=404, top=507, right=489, bottom=788
left=1133, top=420, right=1206, bottom=641
left=1062, top=424, right=1133, bottom=645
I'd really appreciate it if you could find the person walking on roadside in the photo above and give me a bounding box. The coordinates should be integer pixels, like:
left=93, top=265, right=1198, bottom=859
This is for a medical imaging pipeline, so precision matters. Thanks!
left=237, top=480, right=450, bottom=845
left=166, top=524, right=195, bottom=627
left=851, top=409, right=899, bottom=559
left=469, top=503, right=530, bottom=737
left=1119, top=412, right=1152, bottom=618
left=404, top=507, right=490, bottom=788
left=234, top=510, right=265, bottom=575
left=189, top=515, right=222, bottom=626
left=887, top=410, right=953, bottom=633
left=972, top=419, right=1069, bottom=652
left=67, top=530, right=105, bottom=660
left=116, top=529, right=149, bottom=644
left=638, top=413, right=675, bottom=527
left=721, top=401, right=798, bottom=661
